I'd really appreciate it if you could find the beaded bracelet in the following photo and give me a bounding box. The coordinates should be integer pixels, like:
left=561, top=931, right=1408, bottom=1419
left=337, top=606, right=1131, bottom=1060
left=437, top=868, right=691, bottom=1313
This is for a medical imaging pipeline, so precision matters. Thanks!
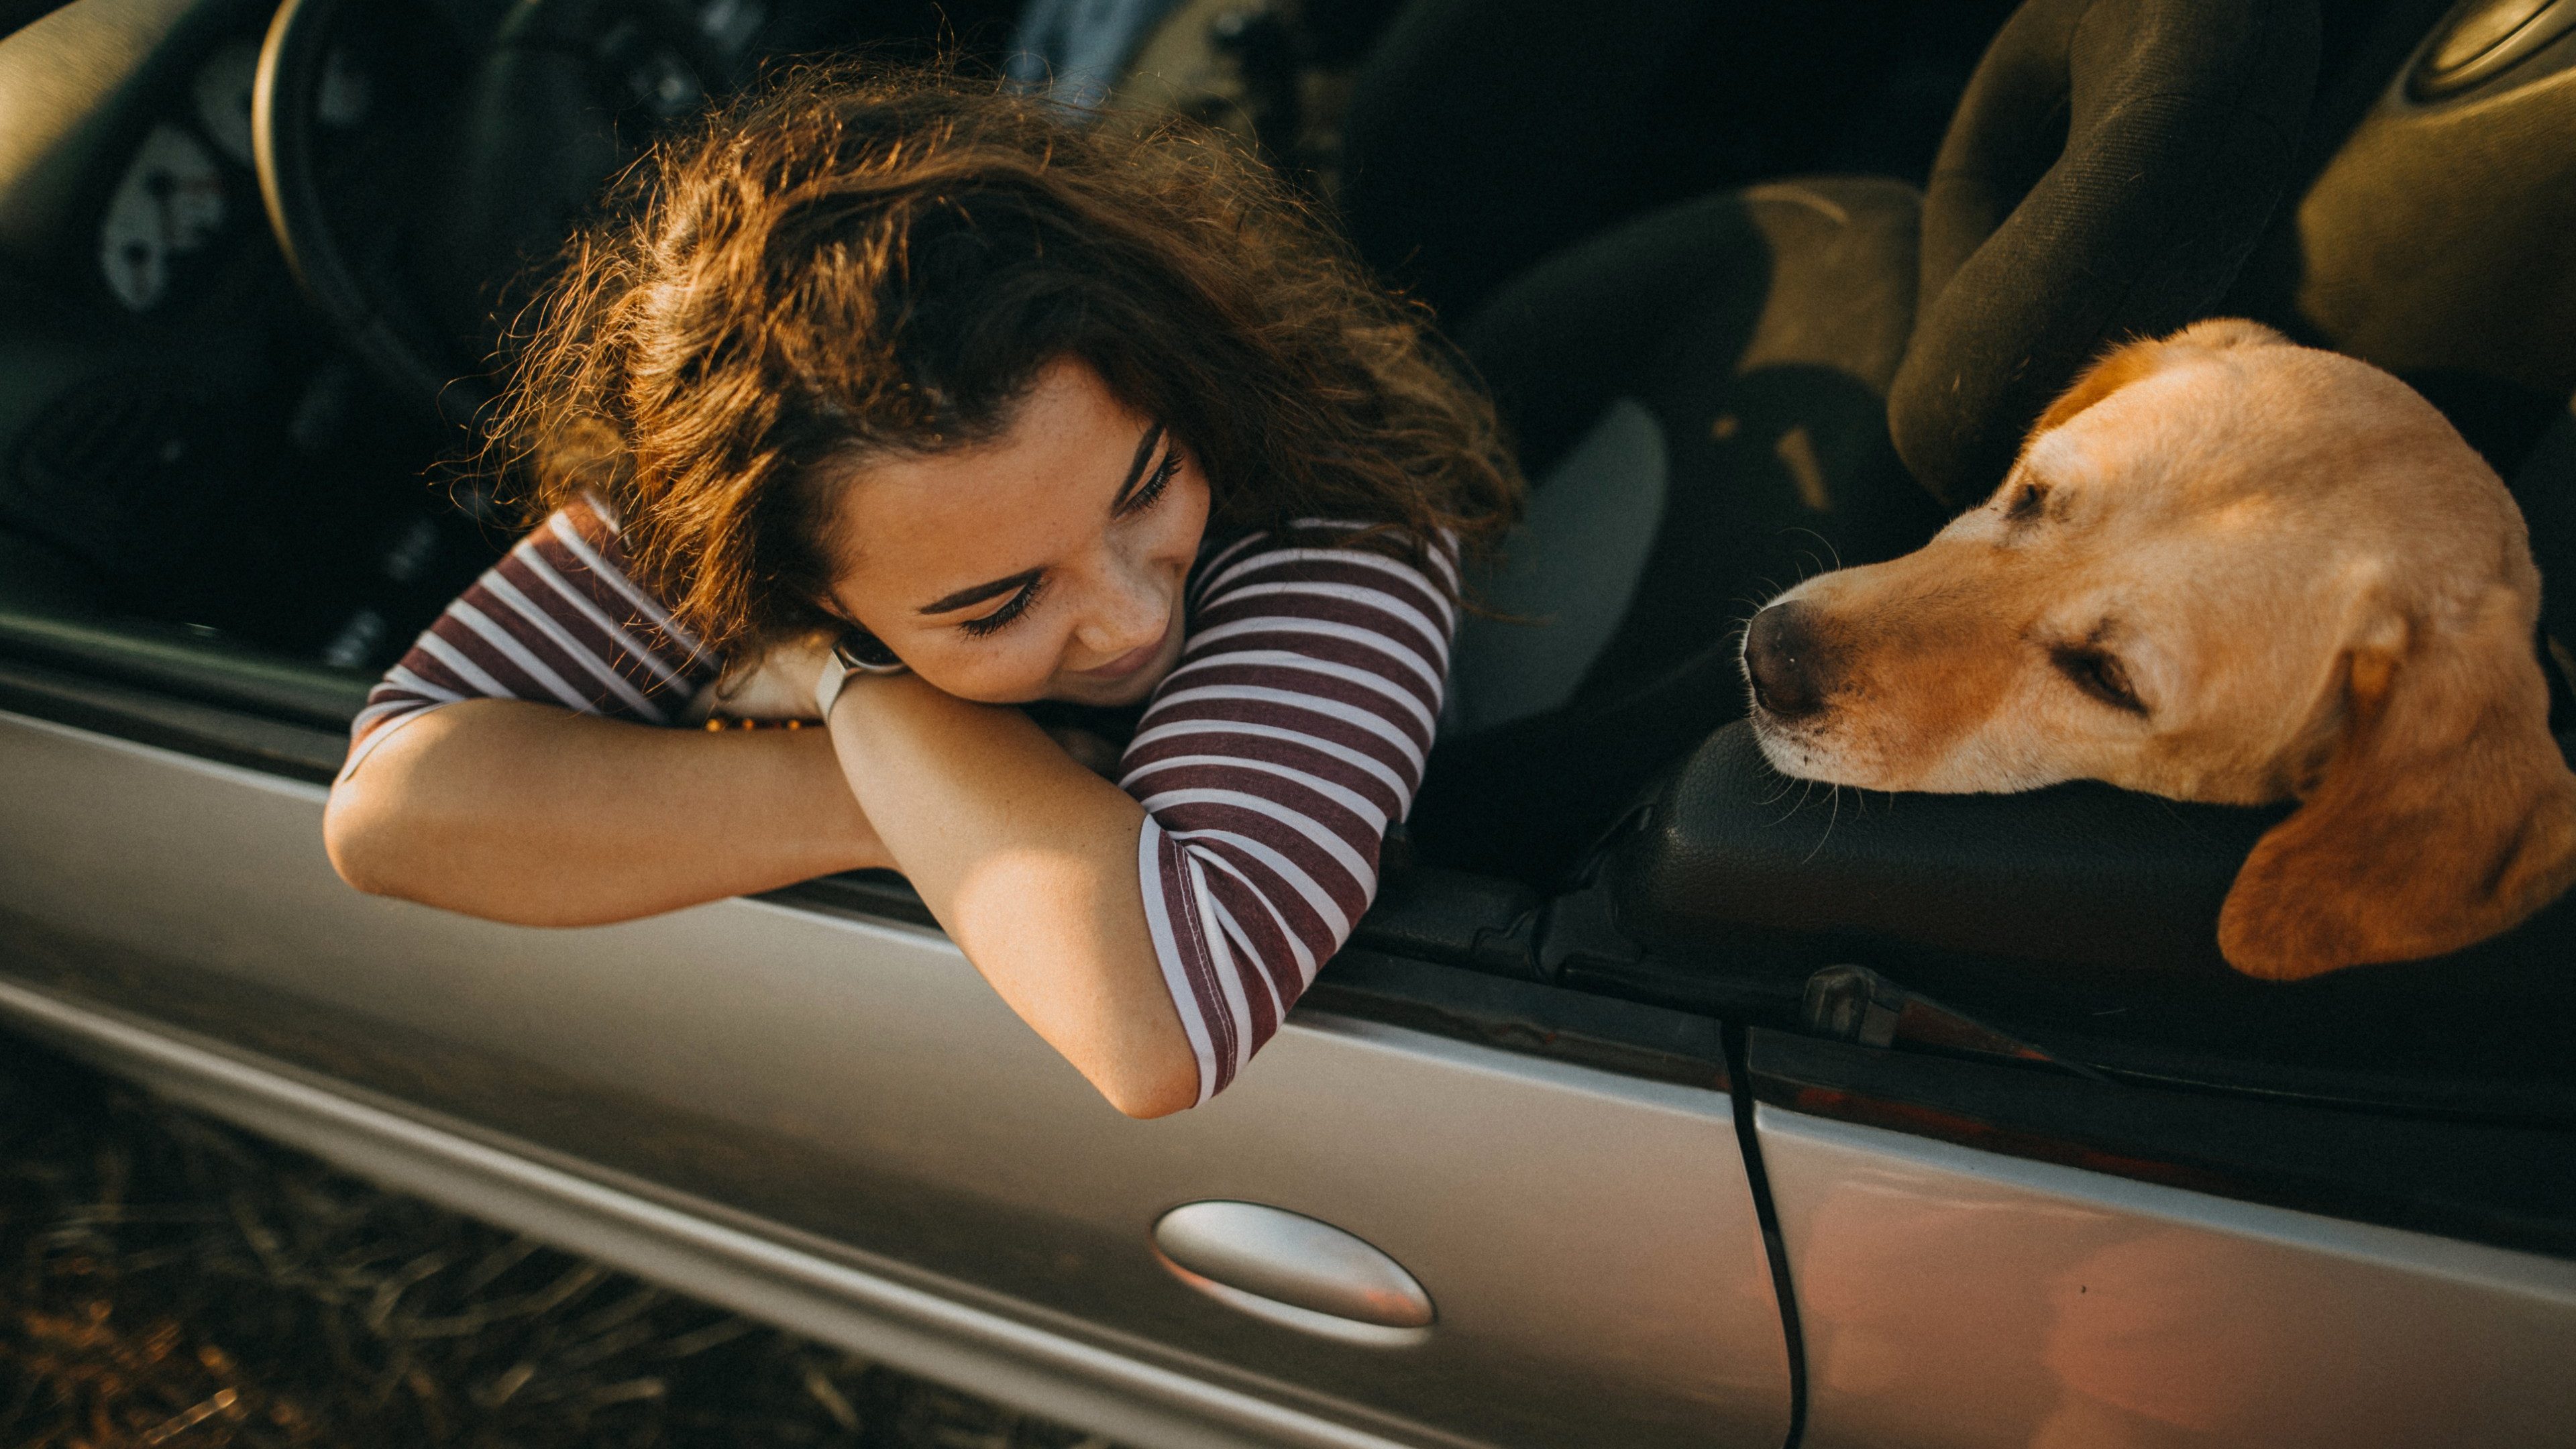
left=702, top=717, right=812, bottom=731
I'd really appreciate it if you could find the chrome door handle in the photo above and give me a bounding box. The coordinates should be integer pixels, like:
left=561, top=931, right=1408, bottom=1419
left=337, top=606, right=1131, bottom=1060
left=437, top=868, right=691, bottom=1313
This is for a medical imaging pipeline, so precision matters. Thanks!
left=1152, top=1201, right=1435, bottom=1346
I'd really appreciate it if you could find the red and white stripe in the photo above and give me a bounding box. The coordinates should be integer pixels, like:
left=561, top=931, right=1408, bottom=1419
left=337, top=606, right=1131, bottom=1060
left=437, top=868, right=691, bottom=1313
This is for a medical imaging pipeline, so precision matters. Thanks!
left=1125, top=524, right=1456, bottom=1103
left=350, top=508, right=1454, bottom=1106
left=344, top=498, right=717, bottom=774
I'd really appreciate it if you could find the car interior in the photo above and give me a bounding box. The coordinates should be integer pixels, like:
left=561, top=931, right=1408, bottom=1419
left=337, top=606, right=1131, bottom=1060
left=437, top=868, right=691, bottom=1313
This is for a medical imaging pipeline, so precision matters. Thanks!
left=4, top=0, right=2574, bottom=1260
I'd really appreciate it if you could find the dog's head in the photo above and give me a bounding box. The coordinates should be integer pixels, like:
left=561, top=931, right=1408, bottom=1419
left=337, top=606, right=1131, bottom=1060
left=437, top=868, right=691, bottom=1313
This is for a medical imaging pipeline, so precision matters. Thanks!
left=1747, top=319, right=2576, bottom=977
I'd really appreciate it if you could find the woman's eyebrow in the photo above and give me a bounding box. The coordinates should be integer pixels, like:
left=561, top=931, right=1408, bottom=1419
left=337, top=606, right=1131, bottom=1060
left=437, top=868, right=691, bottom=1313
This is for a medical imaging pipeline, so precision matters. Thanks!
left=919, top=568, right=1042, bottom=615
left=1111, top=423, right=1167, bottom=510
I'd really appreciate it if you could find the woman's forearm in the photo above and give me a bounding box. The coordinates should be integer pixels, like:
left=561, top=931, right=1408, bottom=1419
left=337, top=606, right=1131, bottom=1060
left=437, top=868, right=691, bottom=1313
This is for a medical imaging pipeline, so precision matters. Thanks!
left=828, top=675, right=1197, bottom=1118
left=325, top=699, right=889, bottom=926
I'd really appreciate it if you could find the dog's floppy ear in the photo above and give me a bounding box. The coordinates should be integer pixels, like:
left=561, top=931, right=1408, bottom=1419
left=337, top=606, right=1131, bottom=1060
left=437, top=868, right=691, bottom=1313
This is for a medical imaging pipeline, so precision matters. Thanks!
left=2033, top=337, right=2173, bottom=436
left=2032, top=321, right=2291, bottom=437
left=2218, top=587, right=2576, bottom=979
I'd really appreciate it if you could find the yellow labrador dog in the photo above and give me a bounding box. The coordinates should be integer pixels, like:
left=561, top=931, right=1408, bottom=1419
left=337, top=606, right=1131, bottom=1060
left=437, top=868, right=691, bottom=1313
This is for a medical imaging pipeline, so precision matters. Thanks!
left=1741, top=319, right=2576, bottom=980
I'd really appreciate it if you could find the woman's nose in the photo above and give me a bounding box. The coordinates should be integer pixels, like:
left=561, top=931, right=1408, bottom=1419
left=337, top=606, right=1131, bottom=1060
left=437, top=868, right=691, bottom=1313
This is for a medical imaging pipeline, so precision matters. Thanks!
left=1073, top=574, right=1169, bottom=660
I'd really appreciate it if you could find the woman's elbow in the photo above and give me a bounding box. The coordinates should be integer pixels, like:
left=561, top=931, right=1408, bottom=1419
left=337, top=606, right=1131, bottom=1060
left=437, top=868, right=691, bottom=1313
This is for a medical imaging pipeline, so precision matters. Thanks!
left=1092, top=1044, right=1201, bottom=1120
left=1103, top=1075, right=1197, bottom=1120
left=323, top=787, right=583, bottom=926
left=321, top=786, right=400, bottom=898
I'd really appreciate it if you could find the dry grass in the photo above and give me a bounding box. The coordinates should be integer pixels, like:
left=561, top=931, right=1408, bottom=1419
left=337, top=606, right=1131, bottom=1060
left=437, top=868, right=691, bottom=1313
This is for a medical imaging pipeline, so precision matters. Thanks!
left=0, top=1034, right=1122, bottom=1449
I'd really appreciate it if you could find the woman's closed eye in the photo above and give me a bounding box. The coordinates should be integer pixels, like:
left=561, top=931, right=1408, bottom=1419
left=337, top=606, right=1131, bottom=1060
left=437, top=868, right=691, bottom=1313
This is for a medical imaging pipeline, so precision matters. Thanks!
left=959, top=575, right=1047, bottom=637
left=1116, top=445, right=1180, bottom=519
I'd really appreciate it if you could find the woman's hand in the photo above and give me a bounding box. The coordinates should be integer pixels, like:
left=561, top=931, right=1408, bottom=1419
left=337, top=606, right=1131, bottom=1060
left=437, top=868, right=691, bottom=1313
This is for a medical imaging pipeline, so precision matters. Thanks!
left=826, top=673, right=1197, bottom=1118
left=1041, top=725, right=1124, bottom=777
left=688, top=633, right=838, bottom=722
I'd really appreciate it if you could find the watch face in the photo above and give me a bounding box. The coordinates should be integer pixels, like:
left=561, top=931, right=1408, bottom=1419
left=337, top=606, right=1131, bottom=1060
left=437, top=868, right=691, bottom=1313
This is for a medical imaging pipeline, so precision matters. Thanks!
left=836, top=632, right=906, bottom=673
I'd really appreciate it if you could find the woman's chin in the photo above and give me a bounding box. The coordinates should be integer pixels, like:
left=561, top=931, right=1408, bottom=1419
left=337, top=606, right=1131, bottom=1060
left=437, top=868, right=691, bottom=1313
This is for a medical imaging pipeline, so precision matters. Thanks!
left=1046, top=660, right=1173, bottom=708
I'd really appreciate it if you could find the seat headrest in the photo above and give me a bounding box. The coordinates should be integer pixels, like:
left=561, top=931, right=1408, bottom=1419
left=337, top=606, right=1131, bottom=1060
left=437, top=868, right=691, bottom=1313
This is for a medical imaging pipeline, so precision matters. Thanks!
left=1889, top=0, right=2320, bottom=506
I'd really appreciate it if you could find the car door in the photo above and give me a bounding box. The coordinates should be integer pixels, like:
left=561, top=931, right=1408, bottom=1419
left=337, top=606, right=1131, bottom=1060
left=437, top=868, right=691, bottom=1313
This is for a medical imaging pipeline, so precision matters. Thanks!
left=1743, top=1028, right=2576, bottom=1449
left=0, top=627, right=1796, bottom=1449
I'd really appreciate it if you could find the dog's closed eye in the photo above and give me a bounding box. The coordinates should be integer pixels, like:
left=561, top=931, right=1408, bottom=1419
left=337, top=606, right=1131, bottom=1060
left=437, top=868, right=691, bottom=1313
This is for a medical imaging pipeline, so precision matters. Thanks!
left=2004, top=480, right=2049, bottom=524
left=2051, top=644, right=2147, bottom=715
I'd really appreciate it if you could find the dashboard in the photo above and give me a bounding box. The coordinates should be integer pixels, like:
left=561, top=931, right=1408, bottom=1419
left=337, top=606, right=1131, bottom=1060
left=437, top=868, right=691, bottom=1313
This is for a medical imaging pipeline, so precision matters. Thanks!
left=97, top=42, right=248, bottom=311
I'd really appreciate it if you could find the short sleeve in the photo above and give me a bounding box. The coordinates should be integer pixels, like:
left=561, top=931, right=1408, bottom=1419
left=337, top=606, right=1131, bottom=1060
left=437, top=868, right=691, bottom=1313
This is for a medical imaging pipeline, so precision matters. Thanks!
left=342, top=498, right=722, bottom=777
left=1118, top=526, right=1458, bottom=1102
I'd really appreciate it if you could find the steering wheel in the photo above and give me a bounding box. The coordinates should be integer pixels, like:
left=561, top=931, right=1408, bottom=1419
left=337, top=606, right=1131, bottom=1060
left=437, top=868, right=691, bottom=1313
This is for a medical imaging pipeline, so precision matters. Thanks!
left=252, top=0, right=735, bottom=429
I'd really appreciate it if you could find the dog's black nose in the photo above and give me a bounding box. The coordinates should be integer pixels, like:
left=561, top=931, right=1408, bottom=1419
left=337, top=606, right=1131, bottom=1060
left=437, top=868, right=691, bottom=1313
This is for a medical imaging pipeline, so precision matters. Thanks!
left=1743, top=602, right=1830, bottom=718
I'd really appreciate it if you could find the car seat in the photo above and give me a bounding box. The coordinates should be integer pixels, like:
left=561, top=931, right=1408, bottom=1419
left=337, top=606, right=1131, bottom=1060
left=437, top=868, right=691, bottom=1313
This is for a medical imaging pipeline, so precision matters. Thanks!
left=1397, top=0, right=2321, bottom=881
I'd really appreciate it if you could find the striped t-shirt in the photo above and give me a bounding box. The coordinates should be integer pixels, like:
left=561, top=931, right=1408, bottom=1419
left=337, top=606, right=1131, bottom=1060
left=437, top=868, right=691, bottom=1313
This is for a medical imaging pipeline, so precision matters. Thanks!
left=349, top=499, right=1457, bottom=1106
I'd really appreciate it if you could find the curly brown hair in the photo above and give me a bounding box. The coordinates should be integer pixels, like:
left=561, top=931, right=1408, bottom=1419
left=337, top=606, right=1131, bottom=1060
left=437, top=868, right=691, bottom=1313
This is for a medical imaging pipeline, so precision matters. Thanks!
left=489, top=61, right=1521, bottom=663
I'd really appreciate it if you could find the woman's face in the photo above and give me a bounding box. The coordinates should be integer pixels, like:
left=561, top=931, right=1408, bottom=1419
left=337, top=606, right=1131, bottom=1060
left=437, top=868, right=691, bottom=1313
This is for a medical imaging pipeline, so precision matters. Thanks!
left=819, top=357, right=1211, bottom=708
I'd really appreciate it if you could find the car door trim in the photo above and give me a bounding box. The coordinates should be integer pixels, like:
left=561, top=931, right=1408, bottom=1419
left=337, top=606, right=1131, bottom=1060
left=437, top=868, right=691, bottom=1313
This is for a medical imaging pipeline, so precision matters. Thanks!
left=0, top=653, right=347, bottom=782
left=1747, top=1028, right=2576, bottom=1261
left=0, top=972, right=1475, bottom=1449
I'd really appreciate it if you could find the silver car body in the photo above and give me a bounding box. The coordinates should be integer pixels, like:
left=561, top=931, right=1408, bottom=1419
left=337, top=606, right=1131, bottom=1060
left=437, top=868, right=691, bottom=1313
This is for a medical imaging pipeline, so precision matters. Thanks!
left=6, top=688, right=2575, bottom=1448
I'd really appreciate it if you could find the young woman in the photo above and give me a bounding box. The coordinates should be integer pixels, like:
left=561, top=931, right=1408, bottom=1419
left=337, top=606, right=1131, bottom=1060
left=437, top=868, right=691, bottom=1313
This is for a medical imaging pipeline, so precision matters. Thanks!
left=320, top=68, right=1520, bottom=1119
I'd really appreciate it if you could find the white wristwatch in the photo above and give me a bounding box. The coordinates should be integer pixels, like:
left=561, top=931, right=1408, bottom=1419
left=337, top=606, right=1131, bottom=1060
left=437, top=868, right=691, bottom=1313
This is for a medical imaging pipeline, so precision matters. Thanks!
left=812, top=633, right=907, bottom=720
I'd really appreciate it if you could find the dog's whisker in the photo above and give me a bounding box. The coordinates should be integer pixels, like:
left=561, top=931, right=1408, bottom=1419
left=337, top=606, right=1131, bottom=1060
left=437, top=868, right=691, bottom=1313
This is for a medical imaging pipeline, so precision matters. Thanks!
left=1786, top=525, right=1845, bottom=574
left=1766, top=777, right=1817, bottom=828
left=1800, top=784, right=1843, bottom=865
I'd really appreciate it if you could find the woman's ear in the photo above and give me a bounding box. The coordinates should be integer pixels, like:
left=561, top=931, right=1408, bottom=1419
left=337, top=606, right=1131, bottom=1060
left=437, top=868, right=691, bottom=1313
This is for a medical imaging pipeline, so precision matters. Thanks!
left=2218, top=588, right=2576, bottom=979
